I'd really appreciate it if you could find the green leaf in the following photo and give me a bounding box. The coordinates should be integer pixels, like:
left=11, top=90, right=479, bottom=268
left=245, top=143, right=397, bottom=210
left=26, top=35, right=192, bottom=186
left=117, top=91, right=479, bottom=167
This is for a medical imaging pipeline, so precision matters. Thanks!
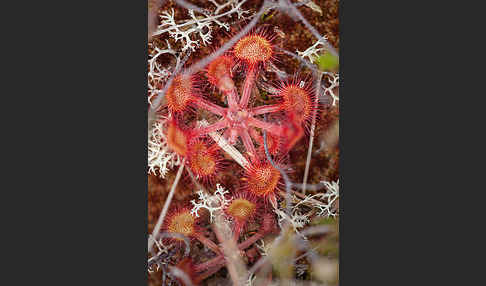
left=316, top=53, right=339, bottom=72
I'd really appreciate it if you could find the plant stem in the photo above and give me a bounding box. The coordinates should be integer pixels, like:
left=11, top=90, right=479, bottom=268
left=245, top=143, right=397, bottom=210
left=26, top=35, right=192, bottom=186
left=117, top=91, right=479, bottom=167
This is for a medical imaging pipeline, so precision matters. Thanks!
left=238, top=231, right=264, bottom=250
left=195, top=262, right=227, bottom=282
left=194, top=232, right=221, bottom=255
left=240, top=66, right=257, bottom=108
left=225, top=87, right=239, bottom=111
left=194, top=98, right=226, bottom=116
left=250, top=104, right=282, bottom=116
left=193, top=119, right=227, bottom=138
left=240, top=129, right=257, bottom=161
left=193, top=228, right=266, bottom=273
left=194, top=255, right=226, bottom=272
left=247, top=117, right=283, bottom=136
left=228, top=129, right=239, bottom=145
left=233, top=220, right=244, bottom=242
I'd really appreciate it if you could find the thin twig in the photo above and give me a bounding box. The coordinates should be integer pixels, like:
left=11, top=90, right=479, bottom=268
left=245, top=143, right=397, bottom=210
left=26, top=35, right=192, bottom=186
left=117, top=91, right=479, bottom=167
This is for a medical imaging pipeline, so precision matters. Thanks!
left=174, top=0, right=207, bottom=14
left=302, top=72, right=322, bottom=194
left=294, top=0, right=312, bottom=7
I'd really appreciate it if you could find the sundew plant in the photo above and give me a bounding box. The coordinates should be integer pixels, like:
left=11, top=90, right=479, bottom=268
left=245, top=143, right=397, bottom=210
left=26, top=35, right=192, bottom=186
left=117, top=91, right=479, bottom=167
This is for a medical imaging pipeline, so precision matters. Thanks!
left=147, top=0, right=340, bottom=285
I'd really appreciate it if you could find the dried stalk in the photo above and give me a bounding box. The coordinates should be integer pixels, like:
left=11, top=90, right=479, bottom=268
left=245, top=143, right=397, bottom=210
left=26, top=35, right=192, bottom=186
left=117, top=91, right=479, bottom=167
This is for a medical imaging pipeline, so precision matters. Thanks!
left=198, top=120, right=250, bottom=168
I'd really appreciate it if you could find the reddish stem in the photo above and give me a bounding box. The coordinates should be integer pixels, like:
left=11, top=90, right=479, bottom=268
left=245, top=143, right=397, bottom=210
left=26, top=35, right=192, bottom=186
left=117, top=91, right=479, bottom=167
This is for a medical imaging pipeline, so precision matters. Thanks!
left=250, top=104, right=282, bottom=116
left=233, top=220, right=244, bottom=242
left=193, top=229, right=266, bottom=273
left=240, top=66, right=257, bottom=108
left=249, top=128, right=262, bottom=144
left=222, top=128, right=236, bottom=145
left=195, top=261, right=226, bottom=282
left=194, top=255, right=225, bottom=272
left=240, top=129, right=257, bottom=161
left=193, top=119, right=227, bottom=138
left=194, top=232, right=221, bottom=255
left=225, top=88, right=239, bottom=111
left=247, top=117, right=284, bottom=136
left=228, top=129, right=238, bottom=145
left=194, top=98, right=226, bottom=116
left=237, top=231, right=264, bottom=251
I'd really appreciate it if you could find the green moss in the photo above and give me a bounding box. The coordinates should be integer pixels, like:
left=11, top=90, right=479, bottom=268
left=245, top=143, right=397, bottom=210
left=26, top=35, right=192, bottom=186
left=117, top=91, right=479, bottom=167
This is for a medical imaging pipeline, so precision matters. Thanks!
left=316, top=52, right=339, bottom=72
left=311, top=216, right=338, bottom=226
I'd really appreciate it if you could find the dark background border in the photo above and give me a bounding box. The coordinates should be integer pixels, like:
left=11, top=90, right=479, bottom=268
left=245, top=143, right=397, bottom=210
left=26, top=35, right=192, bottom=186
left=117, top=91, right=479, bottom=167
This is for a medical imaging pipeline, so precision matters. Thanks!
left=3, top=0, right=478, bottom=285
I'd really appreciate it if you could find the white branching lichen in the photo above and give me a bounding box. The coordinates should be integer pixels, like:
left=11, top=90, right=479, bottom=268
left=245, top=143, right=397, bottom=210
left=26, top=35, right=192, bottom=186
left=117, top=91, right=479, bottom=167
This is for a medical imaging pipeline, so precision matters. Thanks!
left=147, top=235, right=170, bottom=273
left=255, top=238, right=273, bottom=257
left=154, top=0, right=250, bottom=52
left=245, top=272, right=256, bottom=286
left=273, top=180, right=339, bottom=238
left=190, top=184, right=231, bottom=223
left=294, top=180, right=340, bottom=218
left=296, top=37, right=328, bottom=64
left=274, top=208, right=310, bottom=237
left=148, top=41, right=181, bottom=105
left=324, top=72, right=339, bottom=107
left=148, top=118, right=181, bottom=178
left=295, top=262, right=309, bottom=277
